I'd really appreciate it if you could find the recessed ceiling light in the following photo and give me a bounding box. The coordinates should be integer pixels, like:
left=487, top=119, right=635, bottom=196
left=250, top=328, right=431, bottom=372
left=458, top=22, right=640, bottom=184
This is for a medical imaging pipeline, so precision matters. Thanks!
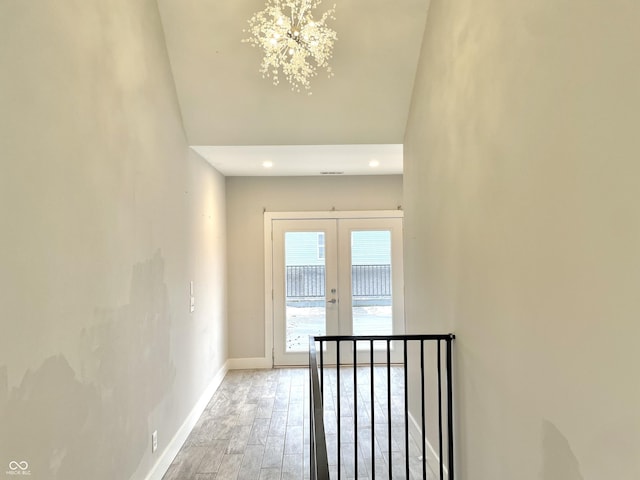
left=262, top=160, right=273, bottom=168
left=369, top=159, right=380, bottom=168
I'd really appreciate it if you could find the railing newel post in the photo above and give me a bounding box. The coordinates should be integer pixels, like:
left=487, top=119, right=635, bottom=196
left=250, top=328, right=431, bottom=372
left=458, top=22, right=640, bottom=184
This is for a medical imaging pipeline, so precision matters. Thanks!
left=447, top=337, right=455, bottom=480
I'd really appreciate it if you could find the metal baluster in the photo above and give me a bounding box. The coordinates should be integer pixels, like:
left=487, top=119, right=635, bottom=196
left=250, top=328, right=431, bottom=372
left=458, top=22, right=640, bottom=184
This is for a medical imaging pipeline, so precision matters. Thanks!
left=387, top=339, right=392, bottom=480
left=309, top=342, right=315, bottom=479
left=337, top=340, right=341, bottom=480
left=370, top=339, right=375, bottom=479
left=421, top=340, right=427, bottom=480
left=354, top=339, right=358, bottom=480
left=320, top=339, right=324, bottom=396
left=404, top=339, right=409, bottom=479
left=437, top=340, right=444, bottom=480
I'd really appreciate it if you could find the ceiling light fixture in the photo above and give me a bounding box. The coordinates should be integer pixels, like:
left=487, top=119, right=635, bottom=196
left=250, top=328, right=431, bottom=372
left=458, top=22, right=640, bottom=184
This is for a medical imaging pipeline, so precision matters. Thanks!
left=369, top=160, right=380, bottom=168
left=262, top=160, right=274, bottom=168
left=243, top=0, right=337, bottom=93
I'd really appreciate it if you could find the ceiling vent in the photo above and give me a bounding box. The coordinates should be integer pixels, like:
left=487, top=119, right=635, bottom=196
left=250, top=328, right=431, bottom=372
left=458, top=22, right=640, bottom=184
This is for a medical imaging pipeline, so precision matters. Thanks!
left=320, top=171, right=344, bottom=175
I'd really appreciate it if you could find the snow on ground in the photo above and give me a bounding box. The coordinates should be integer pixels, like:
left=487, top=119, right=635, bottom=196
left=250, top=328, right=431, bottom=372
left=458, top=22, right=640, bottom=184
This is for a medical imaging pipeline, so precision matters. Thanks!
left=285, top=305, right=392, bottom=352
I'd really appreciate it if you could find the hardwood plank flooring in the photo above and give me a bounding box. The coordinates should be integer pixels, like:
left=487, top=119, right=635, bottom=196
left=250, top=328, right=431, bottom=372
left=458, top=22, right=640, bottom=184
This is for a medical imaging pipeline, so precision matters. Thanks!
left=162, top=368, right=435, bottom=480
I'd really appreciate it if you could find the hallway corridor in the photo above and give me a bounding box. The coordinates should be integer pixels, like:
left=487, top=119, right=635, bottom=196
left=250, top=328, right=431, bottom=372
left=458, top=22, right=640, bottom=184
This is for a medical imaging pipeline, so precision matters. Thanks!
left=162, top=369, right=309, bottom=480
left=162, top=367, right=433, bottom=479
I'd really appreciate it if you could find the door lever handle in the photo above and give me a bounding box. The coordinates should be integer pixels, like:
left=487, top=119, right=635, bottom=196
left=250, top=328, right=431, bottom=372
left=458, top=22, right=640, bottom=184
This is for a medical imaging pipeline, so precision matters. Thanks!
left=327, top=298, right=337, bottom=304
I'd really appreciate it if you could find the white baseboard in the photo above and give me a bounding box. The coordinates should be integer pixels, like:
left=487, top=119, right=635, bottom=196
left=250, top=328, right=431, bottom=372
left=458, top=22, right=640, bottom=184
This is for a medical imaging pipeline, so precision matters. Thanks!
left=144, top=360, right=229, bottom=480
left=408, top=411, right=449, bottom=480
left=227, top=357, right=272, bottom=369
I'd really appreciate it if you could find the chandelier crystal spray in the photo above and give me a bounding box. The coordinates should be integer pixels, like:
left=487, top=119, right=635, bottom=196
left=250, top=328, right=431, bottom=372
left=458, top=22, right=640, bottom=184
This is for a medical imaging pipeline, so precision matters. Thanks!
left=243, top=0, right=337, bottom=93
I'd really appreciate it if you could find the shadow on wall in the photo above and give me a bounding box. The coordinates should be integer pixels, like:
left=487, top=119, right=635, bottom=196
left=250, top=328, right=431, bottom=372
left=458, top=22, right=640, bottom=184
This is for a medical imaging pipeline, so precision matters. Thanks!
left=0, top=251, right=176, bottom=480
left=542, top=420, right=584, bottom=480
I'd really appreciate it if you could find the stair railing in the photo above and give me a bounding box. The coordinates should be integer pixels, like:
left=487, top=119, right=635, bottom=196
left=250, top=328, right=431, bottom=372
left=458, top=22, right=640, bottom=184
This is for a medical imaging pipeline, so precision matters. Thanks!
left=308, top=334, right=455, bottom=480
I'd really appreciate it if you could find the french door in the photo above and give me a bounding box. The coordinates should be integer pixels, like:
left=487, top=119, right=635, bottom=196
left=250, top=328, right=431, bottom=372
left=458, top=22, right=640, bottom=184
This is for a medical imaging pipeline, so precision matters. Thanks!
left=269, top=212, right=404, bottom=366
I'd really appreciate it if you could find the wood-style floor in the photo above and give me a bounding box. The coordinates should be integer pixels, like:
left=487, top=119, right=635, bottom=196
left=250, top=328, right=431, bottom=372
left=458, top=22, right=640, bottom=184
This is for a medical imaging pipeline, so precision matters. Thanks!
left=162, top=368, right=435, bottom=480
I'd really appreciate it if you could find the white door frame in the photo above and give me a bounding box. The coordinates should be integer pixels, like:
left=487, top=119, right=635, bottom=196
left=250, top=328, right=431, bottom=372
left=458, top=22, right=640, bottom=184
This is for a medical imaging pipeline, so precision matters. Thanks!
left=264, top=210, right=404, bottom=367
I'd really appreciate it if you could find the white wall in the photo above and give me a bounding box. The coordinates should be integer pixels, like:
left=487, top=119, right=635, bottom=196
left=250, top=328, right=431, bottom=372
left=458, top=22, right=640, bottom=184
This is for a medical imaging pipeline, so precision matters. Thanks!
left=404, top=0, right=640, bottom=478
left=0, top=1, right=227, bottom=479
left=226, top=175, right=403, bottom=360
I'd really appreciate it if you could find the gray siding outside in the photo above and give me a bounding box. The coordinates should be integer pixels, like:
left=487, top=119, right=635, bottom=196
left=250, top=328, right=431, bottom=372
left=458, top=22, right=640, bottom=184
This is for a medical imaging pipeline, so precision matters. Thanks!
left=351, top=230, right=391, bottom=265
left=285, top=230, right=391, bottom=266
left=285, top=232, right=324, bottom=266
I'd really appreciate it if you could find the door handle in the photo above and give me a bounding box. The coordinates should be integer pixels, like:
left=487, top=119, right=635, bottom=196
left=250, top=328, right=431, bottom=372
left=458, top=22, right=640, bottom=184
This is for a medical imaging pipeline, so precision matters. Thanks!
left=327, top=298, right=337, bottom=304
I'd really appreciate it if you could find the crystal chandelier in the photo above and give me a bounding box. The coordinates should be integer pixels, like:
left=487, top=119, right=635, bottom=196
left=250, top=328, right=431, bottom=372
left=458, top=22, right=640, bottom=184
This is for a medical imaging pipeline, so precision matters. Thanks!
left=243, top=0, right=337, bottom=93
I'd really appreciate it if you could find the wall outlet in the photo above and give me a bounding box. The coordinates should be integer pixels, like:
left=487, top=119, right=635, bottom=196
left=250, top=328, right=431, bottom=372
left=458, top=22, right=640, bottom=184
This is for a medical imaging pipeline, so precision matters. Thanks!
left=152, top=430, right=158, bottom=453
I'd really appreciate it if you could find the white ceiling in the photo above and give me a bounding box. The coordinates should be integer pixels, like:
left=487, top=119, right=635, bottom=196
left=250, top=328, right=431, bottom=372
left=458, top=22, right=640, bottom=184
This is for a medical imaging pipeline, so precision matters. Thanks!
left=192, top=144, right=403, bottom=176
left=157, top=0, right=430, bottom=175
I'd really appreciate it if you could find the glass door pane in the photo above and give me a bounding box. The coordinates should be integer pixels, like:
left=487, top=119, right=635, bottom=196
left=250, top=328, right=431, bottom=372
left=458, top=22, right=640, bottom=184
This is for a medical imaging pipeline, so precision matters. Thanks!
left=284, top=231, right=327, bottom=352
left=337, top=217, right=404, bottom=363
left=351, top=230, right=393, bottom=336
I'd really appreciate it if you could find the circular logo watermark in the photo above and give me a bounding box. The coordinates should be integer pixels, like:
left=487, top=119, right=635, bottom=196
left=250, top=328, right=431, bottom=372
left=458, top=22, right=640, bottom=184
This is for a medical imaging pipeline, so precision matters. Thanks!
left=6, top=461, right=31, bottom=476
